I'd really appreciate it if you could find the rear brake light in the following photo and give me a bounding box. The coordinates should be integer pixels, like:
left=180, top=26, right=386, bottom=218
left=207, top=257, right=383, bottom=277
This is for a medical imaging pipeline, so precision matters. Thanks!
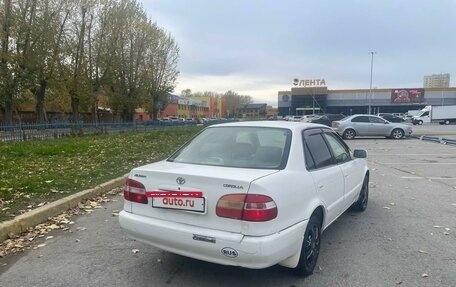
left=216, top=194, right=277, bottom=222
left=124, top=179, right=148, bottom=204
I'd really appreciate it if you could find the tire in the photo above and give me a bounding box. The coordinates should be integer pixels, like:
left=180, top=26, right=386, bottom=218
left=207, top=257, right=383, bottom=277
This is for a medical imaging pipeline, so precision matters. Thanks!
left=418, top=120, right=423, bottom=125
left=390, top=128, right=404, bottom=139
left=342, top=129, right=356, bottom=140
left=294, top=214, right=322, bottom=276
left=351, top=175, right=369, bottom=212
left=444, top=120, right=450, bottom=125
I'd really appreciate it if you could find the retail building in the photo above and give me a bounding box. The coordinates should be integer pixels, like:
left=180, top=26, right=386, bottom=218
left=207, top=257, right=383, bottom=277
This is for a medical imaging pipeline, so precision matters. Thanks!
left=278, top=83, right=456, bottom=116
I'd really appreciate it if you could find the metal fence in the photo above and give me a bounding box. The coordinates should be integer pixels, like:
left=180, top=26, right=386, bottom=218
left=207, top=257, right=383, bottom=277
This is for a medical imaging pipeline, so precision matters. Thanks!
left=0, top=120, right=215, bottom=142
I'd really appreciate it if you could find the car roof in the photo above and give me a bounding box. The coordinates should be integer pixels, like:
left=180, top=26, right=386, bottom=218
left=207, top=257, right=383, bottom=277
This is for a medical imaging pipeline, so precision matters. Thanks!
left=209, top=120, right=330, bottom=132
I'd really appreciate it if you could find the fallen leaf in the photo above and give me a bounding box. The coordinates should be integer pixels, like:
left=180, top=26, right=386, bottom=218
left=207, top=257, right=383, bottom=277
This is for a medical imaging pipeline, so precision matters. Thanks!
left=421, top=273, right=428, bottom=278
left=89, top=201, right=99, bottom=208
left=444, top=228, right=450, bottom=231
left=37, top=243, right=46, bottom=248
left=418, top=250, right=428, bottom=254
left=443, top=232, right=450, bottom=235
left=50, top=189, right=59, bottom=193
left=383, top=206, right=391, bottom=210
left=48, top=224, right=60, bottom=230
left=37, top=202, right=47, bottom=207
left=45, top=180, right=54, bottom=183
left=75, top=239, right=80, bottom=243
left=76, top=227, right=87, bottom=231
left=433, top=225, right=443, bottom=229
left=132, top=249, right=140, bottom=254
left=390, top=202, right=396, bottom=206
left=45, top=236, right=54, bottom=240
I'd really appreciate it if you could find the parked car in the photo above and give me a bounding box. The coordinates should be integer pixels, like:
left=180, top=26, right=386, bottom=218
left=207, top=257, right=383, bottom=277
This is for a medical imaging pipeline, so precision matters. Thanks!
left=300, top=114, right=321, bottom=122
left=332, top=114, right=412, bottom=139
left=392, top=113, right=405, bottom=119
left=377, top=113, right=405, bottom=123
left=159, top=117, right=172, bottom=126
left=310, top=113, right=345, bottom=126
left=290, top=115, right=303, bottom=122
left=119, top=121, right=369, bottom=276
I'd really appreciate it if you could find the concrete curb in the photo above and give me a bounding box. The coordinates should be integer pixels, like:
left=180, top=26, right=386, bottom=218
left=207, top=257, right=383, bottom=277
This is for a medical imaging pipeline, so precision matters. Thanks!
left=418, top=135, right=456, bottom=146
left=0, top=175, right=127, bottom=242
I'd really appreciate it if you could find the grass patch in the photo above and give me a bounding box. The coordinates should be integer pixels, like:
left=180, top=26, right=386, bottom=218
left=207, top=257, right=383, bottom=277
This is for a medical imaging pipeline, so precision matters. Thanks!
left=0, top=126, right=203, bottom=221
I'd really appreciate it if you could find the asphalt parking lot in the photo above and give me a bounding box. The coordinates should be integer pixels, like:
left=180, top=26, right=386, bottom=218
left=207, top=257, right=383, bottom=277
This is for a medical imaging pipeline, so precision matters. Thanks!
left=1, top=131, right=455, bottom=287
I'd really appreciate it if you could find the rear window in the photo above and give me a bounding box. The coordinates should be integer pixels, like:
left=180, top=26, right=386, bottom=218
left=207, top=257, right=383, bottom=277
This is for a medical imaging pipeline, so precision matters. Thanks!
left=168, top=126, right=292, bottom=169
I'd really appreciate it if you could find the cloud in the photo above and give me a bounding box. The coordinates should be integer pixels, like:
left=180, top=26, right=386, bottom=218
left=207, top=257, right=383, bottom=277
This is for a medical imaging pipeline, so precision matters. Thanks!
left=145, top=0, right=456, bottom=106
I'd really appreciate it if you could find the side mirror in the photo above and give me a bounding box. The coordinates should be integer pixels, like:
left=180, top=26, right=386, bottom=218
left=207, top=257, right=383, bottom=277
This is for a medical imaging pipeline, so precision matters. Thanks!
left=353, top=149, right=367, bottom=159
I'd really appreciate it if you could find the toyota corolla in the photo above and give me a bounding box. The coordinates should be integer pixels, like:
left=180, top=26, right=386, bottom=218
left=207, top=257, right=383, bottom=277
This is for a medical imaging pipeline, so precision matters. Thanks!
left=119, top=121, right=369, bottom=276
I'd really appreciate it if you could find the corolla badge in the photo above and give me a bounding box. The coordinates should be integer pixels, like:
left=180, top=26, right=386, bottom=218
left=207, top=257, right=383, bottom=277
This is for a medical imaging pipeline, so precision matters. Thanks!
left=176, top=177, right=186, bottom=185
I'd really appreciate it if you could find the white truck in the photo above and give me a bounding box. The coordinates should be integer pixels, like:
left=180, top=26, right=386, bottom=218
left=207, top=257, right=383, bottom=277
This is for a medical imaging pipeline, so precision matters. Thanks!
left=412, top=105, right=456, bottom=125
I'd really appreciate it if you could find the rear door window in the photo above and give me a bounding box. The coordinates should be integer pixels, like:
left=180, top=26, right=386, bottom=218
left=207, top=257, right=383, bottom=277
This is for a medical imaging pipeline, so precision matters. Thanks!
left=303, top=129, right=334, bottom=170
left=351, top=116, right=369, bottom=123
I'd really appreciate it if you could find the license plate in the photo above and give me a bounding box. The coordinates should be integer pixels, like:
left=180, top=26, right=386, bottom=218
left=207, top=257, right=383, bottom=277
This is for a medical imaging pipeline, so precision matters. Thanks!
left=152, top=197, right=206, bottom=213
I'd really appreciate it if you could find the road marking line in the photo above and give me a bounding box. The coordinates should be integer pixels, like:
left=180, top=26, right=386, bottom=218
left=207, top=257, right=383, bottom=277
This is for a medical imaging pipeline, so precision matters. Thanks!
left=376, top=163, right=456, bottom=165
left=369, top=154, right=456, bottom=156
left=400, top=176, right=456, bottom=180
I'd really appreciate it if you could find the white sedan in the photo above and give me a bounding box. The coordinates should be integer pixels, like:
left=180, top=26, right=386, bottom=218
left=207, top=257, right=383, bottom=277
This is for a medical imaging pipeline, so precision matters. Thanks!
left=119, top=121, right=369, bottom=276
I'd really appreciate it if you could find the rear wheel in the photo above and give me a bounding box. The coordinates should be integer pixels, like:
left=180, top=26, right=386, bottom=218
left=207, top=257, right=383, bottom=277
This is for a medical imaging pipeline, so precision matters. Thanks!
left=342, top=129, right=356, bottom=140
left=418, top=120, right=423, bottom=125
left=391, top=128, right=404, bottom=139
left=444, top=120, right=450, bottom=125
left=294, top=214, right=322, bottom=276
left=351, top=175, right=369, bottom=212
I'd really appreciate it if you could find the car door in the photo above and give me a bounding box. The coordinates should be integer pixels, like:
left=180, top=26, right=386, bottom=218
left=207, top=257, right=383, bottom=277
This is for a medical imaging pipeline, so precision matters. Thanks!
left=368, top=116, right=390, bottom=136
left=350, top=116, right=370, bottom=136
left=322, top=131, right=365, bottom=210
left=303, top=129, right=345, bottom=225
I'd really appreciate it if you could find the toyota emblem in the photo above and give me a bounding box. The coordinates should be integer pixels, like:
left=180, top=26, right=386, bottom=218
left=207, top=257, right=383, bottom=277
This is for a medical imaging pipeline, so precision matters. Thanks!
left=176, top=177, right=186, bottom=185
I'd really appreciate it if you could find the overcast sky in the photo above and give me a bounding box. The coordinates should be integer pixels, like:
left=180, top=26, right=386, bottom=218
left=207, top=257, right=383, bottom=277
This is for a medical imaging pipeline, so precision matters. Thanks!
left=143, top=0, right=456, bottom=107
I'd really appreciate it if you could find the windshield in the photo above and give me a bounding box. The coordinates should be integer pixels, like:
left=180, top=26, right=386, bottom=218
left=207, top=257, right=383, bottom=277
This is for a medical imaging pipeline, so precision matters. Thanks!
left=168, top=126, right=292, bottom=169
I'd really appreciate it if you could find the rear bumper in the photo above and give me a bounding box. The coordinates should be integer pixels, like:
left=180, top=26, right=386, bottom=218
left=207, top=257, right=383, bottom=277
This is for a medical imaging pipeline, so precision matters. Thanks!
left=119, top=210, right=307, bottom=269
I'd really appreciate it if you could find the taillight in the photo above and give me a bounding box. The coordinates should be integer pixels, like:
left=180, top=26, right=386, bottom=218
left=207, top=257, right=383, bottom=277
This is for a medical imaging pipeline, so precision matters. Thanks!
left=123, top=179, right=148, bottom=204
left=216, top=194, right=277, bottom=222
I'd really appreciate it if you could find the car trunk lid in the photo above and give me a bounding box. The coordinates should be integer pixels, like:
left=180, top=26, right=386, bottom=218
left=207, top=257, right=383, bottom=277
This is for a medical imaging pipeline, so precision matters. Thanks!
left=127, top=160, right=278, bottom=233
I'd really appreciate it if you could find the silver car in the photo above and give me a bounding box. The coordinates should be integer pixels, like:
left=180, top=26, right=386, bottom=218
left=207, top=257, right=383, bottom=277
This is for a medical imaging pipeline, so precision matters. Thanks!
left=332, top=114, right=412, bottom=139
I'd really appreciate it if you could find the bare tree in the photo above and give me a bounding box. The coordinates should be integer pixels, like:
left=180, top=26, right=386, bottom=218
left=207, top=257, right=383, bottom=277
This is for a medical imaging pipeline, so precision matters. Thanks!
left=145, top=24, right=179, bottom=119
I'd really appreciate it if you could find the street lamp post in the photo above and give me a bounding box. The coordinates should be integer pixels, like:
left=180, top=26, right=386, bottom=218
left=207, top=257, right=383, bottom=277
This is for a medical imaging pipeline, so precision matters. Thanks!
left=368, top=51, right=376, bottom=114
